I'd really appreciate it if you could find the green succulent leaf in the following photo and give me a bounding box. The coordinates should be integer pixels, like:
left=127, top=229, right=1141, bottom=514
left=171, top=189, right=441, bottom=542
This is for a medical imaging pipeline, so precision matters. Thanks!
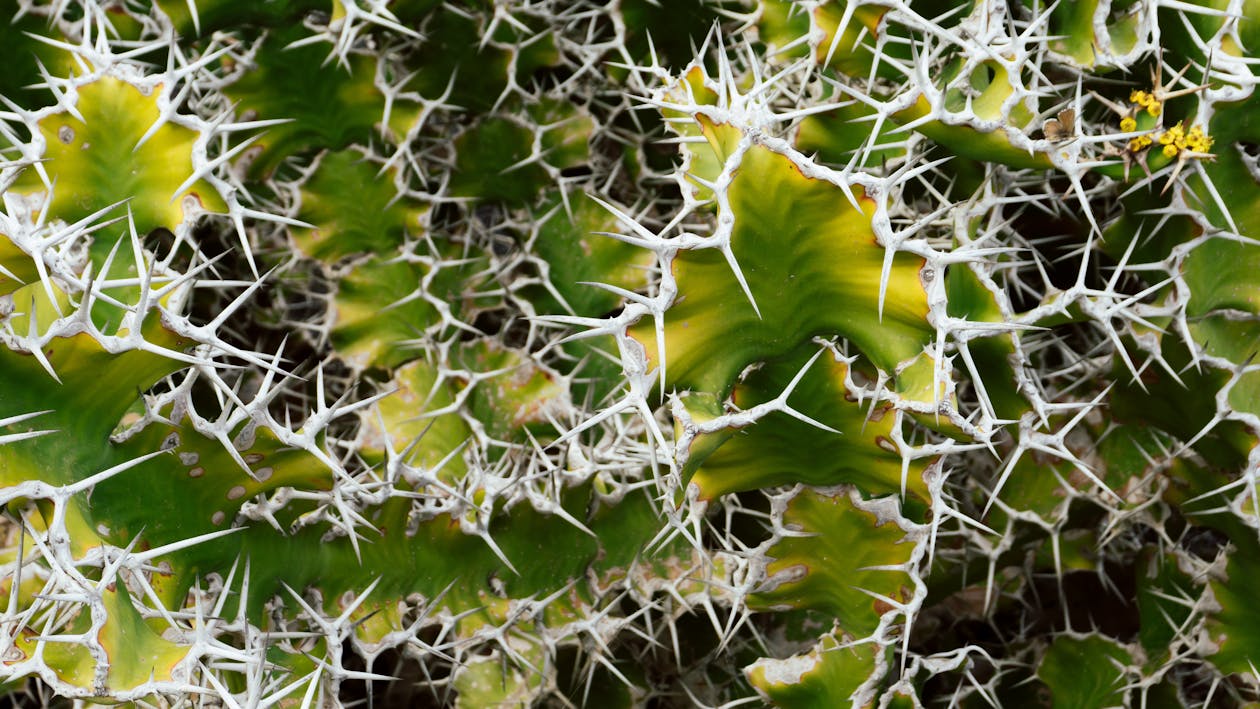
left=10, top=76, right=228, bottom=265
left=748, top=486, right=920, bottom=640
left=1205, top=538, right=1260, bottom=678
left=746, top=632, right=883, bottom=709
left=629, top=120, right=934, bottom=400
left=1135, top=548, right=1197, bottom=662
left=1037, top=634, right=1133, bottom=709
left=330, top=250, right=492, bottom=371
left=224, top=27, right=392, bottom=176
left=0, top=236, right=40, bottom=297
left=12, top=585, right=188, bottom=693
left=529, top=194, right=653, bottom=318
left=453, top=645, right=547, bottom=709
left=679, top=344, right=929, bottom=504
left=292, top=150, right=427, bottom=262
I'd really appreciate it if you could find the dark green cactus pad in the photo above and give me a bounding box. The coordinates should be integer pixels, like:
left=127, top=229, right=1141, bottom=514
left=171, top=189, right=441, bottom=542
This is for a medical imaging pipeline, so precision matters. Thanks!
left=9, top=76, right=228, bottom=265
left=678, top=344, right=929, bottom=503
left=749, top=487, right=920, bottom=640
left=528, top=194, right=653, bottom=319
left=628, top=119, right=934, bottom=399
left=1037, top=634, right=1133, bottom=709
left=222, top=27, right=394, bottom=176
left=747, top=631, right=883, bottom=708
left=291, top=149, right=426, bottom=262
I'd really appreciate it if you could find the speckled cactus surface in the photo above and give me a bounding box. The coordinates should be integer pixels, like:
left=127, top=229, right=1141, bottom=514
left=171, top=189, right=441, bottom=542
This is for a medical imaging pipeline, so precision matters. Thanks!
left=1, top=0, right=1259, bottom=706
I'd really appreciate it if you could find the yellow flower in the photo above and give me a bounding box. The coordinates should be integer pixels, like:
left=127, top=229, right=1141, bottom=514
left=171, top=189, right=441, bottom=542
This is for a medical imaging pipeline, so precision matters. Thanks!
left=1162, top=144, right=1179, bottom=158
left=1160, top=122, right=1184, bottom=146
left=1185, top=125, right=1213, bottom=152
left=1128, top=135, right=1152, bottom=152
left=1120, top=116, right=1137, bottom=132
left=1126, top=88, right=1163, bottom=118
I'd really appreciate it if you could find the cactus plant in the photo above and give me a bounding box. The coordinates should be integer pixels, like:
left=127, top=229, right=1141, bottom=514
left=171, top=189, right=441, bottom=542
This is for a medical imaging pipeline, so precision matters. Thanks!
left=1, top=0, right=1260, bottom=706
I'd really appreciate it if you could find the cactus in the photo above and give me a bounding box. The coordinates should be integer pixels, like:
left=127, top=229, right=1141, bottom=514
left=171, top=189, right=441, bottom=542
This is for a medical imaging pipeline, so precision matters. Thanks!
left=2, top=0, right=1260, bottom=706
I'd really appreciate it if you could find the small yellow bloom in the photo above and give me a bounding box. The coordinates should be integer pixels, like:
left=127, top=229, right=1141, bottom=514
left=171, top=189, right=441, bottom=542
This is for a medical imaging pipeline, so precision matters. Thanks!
left=1130, top=90, right=1148, bottom=105
left=1120, top=116, right=1137, bottom=132
left=1128, top=135, right=1153, bottom=152
left=1162, top=144, right=1179, bottom=158
left=1185, top=125, right=1213, bottom=152
left=1160, top=122, right=1184, bottom=146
